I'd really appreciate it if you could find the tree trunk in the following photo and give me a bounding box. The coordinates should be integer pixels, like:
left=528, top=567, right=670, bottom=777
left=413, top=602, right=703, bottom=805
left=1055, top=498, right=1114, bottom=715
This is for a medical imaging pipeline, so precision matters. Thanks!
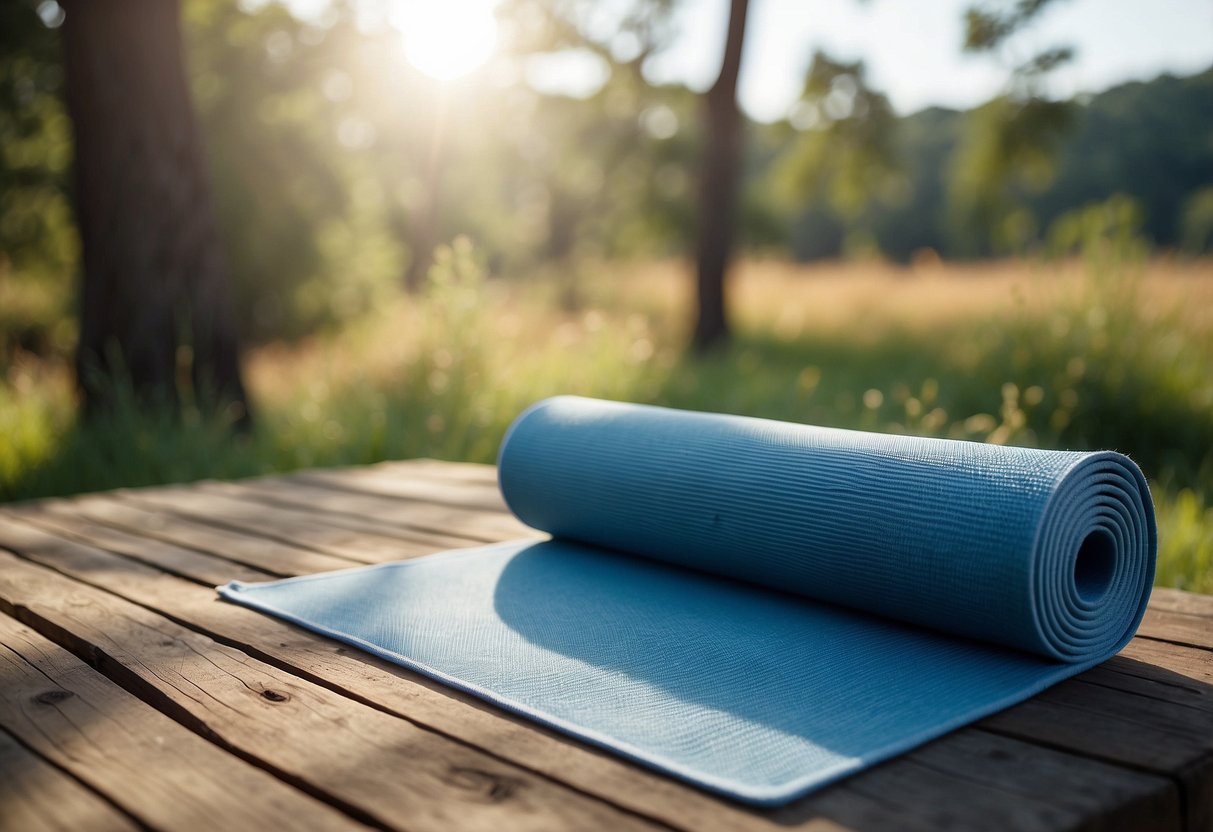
left=692, top=0, right=750, bottom=351
left=62, top=0, right=250, bottom=425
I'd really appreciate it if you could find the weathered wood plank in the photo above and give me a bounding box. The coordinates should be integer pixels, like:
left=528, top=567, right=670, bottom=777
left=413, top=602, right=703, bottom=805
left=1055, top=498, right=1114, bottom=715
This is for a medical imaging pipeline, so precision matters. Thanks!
left=121, top=483, right=463, bottom=563
left=62, top=492, right=362, bottom=575
left=0, top=612, right=362, bottom=831
left=1150, top=588, right=1213, bottom=618
left=1118, top=639, right=1213, bottom=831
left=0, top=727, right=140, bottom=832
left=981, top=644, right=1213, bottom=831
left=808, top=730, right=1177, bottom=832
left=206, top=477, right=536, bottom=544
left=292, top=466, right=508, bottom=512
left=0, top=546, right=663, bottom=832
left=205, top=480, right=486, bottom=546
left=373, top=458, right=501, bottom=485
left=1124, top=636, right=1213, bottom=689
left=11, top=499, right=273, bottom=586
left=983, top=669, right=1211, bottom=770
left=0, top=511, right=1189, bottom=832
left=1139, top=605, right=1213, bottom=650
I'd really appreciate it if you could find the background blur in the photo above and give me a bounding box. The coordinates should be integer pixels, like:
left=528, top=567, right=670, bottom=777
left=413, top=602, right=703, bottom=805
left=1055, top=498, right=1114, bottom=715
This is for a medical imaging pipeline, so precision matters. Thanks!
left=2, top=0, right=1211, bottom=589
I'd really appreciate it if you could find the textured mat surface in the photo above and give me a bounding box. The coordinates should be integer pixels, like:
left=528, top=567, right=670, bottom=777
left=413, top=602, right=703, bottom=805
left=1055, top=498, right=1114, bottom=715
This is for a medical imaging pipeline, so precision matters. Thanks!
left=219, top=396, right=1157, bottom=805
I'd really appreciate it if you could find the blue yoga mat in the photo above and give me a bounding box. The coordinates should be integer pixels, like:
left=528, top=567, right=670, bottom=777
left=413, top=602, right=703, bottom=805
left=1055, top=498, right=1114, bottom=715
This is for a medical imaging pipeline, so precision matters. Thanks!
left=219, top=396, right=1156, bottom=805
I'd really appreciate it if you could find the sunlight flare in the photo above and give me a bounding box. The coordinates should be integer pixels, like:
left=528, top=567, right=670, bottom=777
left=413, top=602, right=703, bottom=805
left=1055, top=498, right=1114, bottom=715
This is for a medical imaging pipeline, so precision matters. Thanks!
left=390, top=0, right=498, bottom=81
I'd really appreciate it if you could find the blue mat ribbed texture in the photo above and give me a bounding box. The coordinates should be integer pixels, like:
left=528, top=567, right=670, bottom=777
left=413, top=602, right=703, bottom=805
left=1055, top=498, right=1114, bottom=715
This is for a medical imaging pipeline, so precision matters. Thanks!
left=219, top=396, right=1156, bottom=805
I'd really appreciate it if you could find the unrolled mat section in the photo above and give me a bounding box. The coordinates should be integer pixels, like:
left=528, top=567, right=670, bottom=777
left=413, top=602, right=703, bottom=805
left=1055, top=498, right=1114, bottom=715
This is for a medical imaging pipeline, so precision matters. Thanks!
left=219, top=396, right=1156, bottom=805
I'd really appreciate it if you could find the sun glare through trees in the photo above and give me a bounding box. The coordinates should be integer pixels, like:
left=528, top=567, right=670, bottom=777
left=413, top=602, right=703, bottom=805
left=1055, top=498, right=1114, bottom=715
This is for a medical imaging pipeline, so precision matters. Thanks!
left=388, top=0, right=499, bottom=81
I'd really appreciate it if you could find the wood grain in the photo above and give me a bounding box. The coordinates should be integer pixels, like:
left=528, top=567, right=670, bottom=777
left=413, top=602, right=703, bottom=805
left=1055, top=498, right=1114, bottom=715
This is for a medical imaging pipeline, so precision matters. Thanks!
left=0, top=612, right=361, bottom=831
left=292, top=466, right=508, bottom=512
left=803, top=730, right=1177, bottom=832
left=373, top=459, right=501, bottom=485
left=121, top=484, right=455, bottom=563
left=12, top=499, right=272, bottom=586
left=61, top=492, right=361, bottom=574
left=1139, top=604, right=1213, bottom=650
left=1150, top=588, right=1213, bottom=618
left=0, top=727, right=140, bottom=832
left=204, top=477, right=535, bottom=544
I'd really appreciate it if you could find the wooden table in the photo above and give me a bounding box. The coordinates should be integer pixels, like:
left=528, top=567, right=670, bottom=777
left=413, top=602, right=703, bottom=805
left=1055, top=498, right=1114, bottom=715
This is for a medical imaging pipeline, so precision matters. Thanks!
left=1, top=459, right=1210, bottom=832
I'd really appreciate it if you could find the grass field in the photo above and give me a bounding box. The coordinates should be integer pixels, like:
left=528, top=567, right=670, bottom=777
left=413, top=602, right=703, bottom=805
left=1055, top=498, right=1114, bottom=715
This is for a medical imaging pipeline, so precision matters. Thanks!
left=3, top=249, right=1212, bottom=590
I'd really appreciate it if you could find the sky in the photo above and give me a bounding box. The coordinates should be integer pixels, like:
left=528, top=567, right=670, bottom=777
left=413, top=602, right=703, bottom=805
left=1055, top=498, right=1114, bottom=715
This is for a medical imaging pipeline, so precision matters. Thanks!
left=649, top=0, right=1213, bottom=121
left=286, top=0, right=1213, bottom=123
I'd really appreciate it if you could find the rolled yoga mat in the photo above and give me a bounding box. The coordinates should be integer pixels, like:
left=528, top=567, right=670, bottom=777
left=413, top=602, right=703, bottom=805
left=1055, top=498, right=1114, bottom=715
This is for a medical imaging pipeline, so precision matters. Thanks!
left=218, top=395, right=1157, bottom=805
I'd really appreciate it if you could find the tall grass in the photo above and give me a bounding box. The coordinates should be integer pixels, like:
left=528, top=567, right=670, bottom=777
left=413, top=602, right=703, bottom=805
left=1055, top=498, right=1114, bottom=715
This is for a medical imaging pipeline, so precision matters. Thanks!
left=3, top=239, right=1211, bottom=590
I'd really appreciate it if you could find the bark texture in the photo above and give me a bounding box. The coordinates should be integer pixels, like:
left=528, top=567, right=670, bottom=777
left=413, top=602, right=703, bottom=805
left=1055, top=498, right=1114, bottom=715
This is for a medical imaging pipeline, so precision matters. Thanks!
left=692, top=0, right=750, bottom=351
left=62, top=0, right=250, bottom=423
